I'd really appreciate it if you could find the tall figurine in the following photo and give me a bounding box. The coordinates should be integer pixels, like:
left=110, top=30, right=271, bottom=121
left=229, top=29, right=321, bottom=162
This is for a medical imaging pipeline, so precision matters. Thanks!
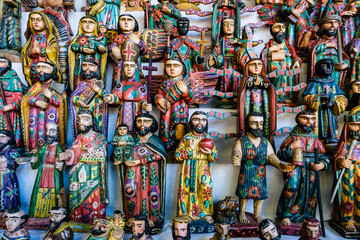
left=69, top=16, right=107, bottom=91
left=88, top=218, right=111, bottom=240
left=232, top=112, right=293, bottom=223
left=303, top=58, right=348, bottom=150
left=172, top=216, right=191, bottom=240
left=43, top=207, right=74, bottom=240
left=210, top=217, right=231, bottom=240
left=111, top=124, right=134, bottom=164
left=0, top=57, right=25, bottom=147
left=276, top=110, right=330, bottom=226
left=21, top=61, right=67, bottom=152
left=261, top=23, right=302, bottom=105
left=299, top=218, right=321, bottom=240
left=2, top=209, right=30, bottom=240
left=129, top=214, right=153, bottom=240
left=0, top=0, right=21, bottom=55
left=344, top=37, right=360, bottom=109
left=259, top=219, right=281, bottom=240
left=120, top=113, right=166, bottom=234
left=155, top=58, right=194, bottom=150
left=21, top=11, right=61, bottom=86
left=59, top=110, right=108, bottom=223
left=70, top=60, right=108, bottom=139
left=28, top=123, right=66, bottom=218
left=175, top=111, right=218, bottom=223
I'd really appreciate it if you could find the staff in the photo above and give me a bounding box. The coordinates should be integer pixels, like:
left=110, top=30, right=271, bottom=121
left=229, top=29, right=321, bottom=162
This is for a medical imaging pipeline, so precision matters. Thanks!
left=314, top=148, right=325, bottom=237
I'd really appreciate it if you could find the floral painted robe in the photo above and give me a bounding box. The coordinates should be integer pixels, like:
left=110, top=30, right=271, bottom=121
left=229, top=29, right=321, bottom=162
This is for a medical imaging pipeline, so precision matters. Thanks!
left=175, top=133, right=218, bottom=220
left=111, top=134, right=134, bottom=163
left=2, top=229, right=30, bottom=240
left=146, top=2, right=181, bottom=36
left=88, top=0, right=121, bottom=31
left=276, top=126, right=330, bottom=223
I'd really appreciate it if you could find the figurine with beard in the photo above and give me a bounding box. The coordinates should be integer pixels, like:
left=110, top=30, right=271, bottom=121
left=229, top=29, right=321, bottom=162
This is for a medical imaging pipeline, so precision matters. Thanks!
left=299, top=218, right=321, bottom=240
left=210, top=217, right=231, bottom=240
left=43, top=207, right=74, bottom=240
left=259, top=219, right=281, bottom=240
left=172, top=216, right=190, bottom=240
left=129, top=214, right=153, bottom=240
left=87, top=218, right=111, bottom=240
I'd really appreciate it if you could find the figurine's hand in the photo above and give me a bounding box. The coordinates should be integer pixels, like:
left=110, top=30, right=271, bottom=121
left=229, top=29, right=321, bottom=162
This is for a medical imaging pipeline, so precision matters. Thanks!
left=200, top=147, right=211, bottom=155
left=208, top=55, right=216, bottom=67
left=339, top=158, right=352, bottom=169
left=55, top=161, right=64, bottom=170
left=158, top=99, right=171, bottom=110
left=1, top=104, right=12, bottom=112
left=232, top=155, right=241, bottom=166
left=176, top=80, right=188, bottom=93
left=33, top=40, right=40, bottom=53
left=98, top=45, right=107, bottom=53
left=104, top=94, right=116, bottom=104
left=112, top=48, right=122, bottom=60
left=43, top=88, right=53, bottom=99
left=36, top=100, right=49, bottom=109
left=334, top=62, right=348, bottom=70
left=189, top=138, right=196, bottom=150
left=161, top=7, right=172, bottom=14
left=125, top=160, right=141, bottom=167
left=292, top=61, right=300, bottom=69
left=343, top=10, right=356, bottom=17
left=91, top=83, right=101, bottom=92
left=326, top=42, right=337, bottom=48
left=290, top=140, right=302, bottom=150
left=78, top=99, right=90, bottom=108
left=83, top=47, right=96, bottom=54
left=58, top=151, right=71, bottom=161
left=310, top=162, right=325, bottom=171
left=129, top=33, right=141, bottom=45
left=114, top=161, right=122, bottom=165
left=142, top=102, right=152, bottom=112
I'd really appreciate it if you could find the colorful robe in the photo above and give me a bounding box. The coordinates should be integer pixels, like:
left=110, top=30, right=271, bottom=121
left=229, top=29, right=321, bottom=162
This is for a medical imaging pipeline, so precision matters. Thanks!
left=0, top=70, right=25, bottom=147
left=1, top=229, right=30, bottom=240
left=0, top=0, right=21, bottom=52
left=146, top=2, right=181, bottom=36
left=43, top=222, right=74, bottom=240
left=66, top=131, right=108, bottom=223
left=88, top=0, right=121, bottom=31
left=154, top=76, right=194, bottom=150
left=121, top=134, right=166, bottom=234
left=276, top=126, right=330, bottom=223
left=29, top=143, right=65, bottom=218
left=111, top=134, right=134, bottom=163
left=175, top=133, right=218, bottom=220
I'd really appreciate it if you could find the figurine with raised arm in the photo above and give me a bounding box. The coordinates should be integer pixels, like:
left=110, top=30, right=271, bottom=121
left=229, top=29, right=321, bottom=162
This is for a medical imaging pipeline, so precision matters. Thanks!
left=172, top=216, right=190, bottom=240
left=111, top=124, right=134, bottom=165
left=210, top=217, right=231, bottom=240
left=299, top=218, right=321, bottom=240
left=43, top=207, right=74, bottom=240
left=129, top=214, right=153, bottom=240
left=259, top=219, right=281, bottom=240
left=2, top=209, right=30, bottom=240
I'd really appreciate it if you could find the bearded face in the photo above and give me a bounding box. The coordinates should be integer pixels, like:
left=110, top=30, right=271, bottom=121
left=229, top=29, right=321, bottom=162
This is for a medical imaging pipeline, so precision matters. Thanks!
left=190, top=114, right=208, bottom=134
left=248, top=128, right=264, bottom=137
left=272, top=31, right=286, bottom=43
left=80, top=69, right=101, bottom=80
left=38, top=71, right=57, bottom=82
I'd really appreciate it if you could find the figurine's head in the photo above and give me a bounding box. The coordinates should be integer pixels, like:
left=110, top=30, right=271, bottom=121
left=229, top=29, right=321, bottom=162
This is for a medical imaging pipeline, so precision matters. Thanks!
left=134, top=113, right=159, bottom=137
left=48, top=207, right=68, bottom=232
left=177, top=17, right=190, bottom=36
left=90, top=218, right=111, bottom=238
left=80, top=60, right=101, bottom=81
left=118, top=14, right=139, bottom=34
left=221, top=18, right=235, bottom=38
left=132, top=214, right=151, bottom=239
left=165, top=58, right=187, bottom=79
left=245, top=112, right=264, bottom=137
left=36, top=61, right=59, bottom=83
left=295, top=110, right=316, bottom=133
left=76, top=109, right=101, bottom=134
left=317, top=15, right=341, bottom=37
left=172, top=216, right=191, bottom=240
left=189, top=111, right=208, bottom=134
left=314, top=58, right=333, bottom=77
left=0, top=57, right=11, bottom=76
left=80, top=17, right=97, bottom=35
left=344, top=107, right=360, bottom=138
left=123, top=61, right=137, bottom=79
left=247, top=59, right=263, bottom=76
left=113, top=210, right=124, bottom=221
left=214, top=217, right=231, bottom=238
left=29, top=12, right=47, bottom=34
left=46, top=123, right=60, bottom=144
left=259, top=219, right=281, bottom=240
left=270, top=23, right=286, bottom=43
left=0, top=130, right=15, bottom=150
left=351, top=80, right=360, bottom=94
left=300, top=218, right=321, bottom=240
left=4, top=209, right=28, bottom=233
left=117, top=124, right=129, bottom=136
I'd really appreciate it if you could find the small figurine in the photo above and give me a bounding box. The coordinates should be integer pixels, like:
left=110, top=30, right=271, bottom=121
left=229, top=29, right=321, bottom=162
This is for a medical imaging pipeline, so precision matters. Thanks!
left=172, top=216, right=191, bottom=240
left=109, top=210, right=125, bottom=240
left=58, top=110, right=108, bottom=223
left=175, top=111, right=218, bottom=223
left=344, top=37, right=360, bottom=109
left=111, top=124, right=134, bottom=164
left=215, top=196, right=239, bottom=225
left=155, top=58, right=194, bottom=150
left=87, top=218, right=111, bottom=240
left=210, top=217, right=231, bottom=240
left=43, top=207, right=74, bottom=240
left=0, top=0, right=21, bottom=55
left=129, top=214, right=153, bottom=240
left=299, top=218, right=321, bottom=240
left=259, top=219, right=281, bottom=240
left=20, top=61, right=67, bottom=152
left=2, top=209, right=30, bottom=240
left=232, top=112, right=293, bottom=223
left=28, top=123, right=66, bottom=218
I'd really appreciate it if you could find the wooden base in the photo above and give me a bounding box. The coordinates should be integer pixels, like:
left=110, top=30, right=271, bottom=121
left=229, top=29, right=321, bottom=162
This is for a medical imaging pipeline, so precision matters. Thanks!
left=275, top=218, right=302, bottom=236
left=228, top=213, right=259, bottom=238
left=26, top=218, right=50, bottom=230
left=189, top=219, right=215, bottom=233
left=329, top=219, right=360, bottom=239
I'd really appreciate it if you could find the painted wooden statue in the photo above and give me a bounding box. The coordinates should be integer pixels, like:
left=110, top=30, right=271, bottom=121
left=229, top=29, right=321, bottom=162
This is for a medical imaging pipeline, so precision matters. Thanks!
left=299, top=218, right=321, bottom=240
left=210, top=217, right=231, bottom=240
left=259, top=219, right=281, bottom=240
left=109, top=210, right=125, bottom=240
left=344, top=37, right=360, bottom=110
left=111, top=124, right=134, bottom=164
left=0, top=0, right=21, bottom=55
left=175, top=111, right=218, bottom=223
left=87, top=218, right=111, bottom=240
left=43, top=207, right=74, bottom=240
left=58, top=110, right=108, bottom=223
left=129, top=214, right=153, bottom=240
left=2, top=209, right=30, bottom=240
left=172, top=216, right=191, bottom=240
left=215, top=196, right=239, bottom=225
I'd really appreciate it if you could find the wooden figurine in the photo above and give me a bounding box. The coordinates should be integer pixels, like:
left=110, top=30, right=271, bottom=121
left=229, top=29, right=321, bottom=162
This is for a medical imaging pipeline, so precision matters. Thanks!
left=210, top=217, right=231, bottom=240
left=303, top=58, right=348, bottom=151
left=0, top=57, right=26, bottom=148
left=155, top=58, right=194, bottom=151
left=276, top=110, right=330, bottom=232
left=259, top=219, right=281, bottom=240
left=58, top=110, right=108, bottom=223
left=175, top=111, right=218, bottom=225
left=69, top=16, right=107, bottom=92
left=111, top=124, right=134, bottom=164
left=232, top=112, right=294, bottom=223
left=261, top=23, right=302, bottom=105
left=299, top=218, right=321, bottom=240
left=215, top=196, right=239, bottom=225
left=20, top=61, right=67, bottom=152
left=2, top=209, right=30, bottom=240
left=70, top=60, right=108, bottom=140
left=129, top=214, right=153, bottom=240
left=43, top=207, right=74, bottom=240
left=344, top=37, right=360, bottom=110
left=109, top=210, right=125, bottom=240
left=87, top=218, right=111, bottom=240
left=28, top=123, right=66, bottom=219
left=120, top=113, right=166, bottom=234
left=172, top=216, right=191, bottom=240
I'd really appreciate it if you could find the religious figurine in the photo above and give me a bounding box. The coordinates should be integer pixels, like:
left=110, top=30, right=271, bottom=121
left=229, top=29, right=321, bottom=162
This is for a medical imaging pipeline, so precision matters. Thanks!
left=344, top=37, right=360, bottom=109
left=175, top=111, right=218, bottom=223
left=104, top=39, right=151, bottom=132
left=21, top=61, right=67, bottom=152
left=232, top=112, right=293, bottom=223
left=129, top=214, right=153, bottom=240
left=0, top=0, right=21, bottom=55
left=237, top=59, right=277, bottom=144
left=0, top=57, right=25, bottom=147
left=155, top=58, right=194, bottom=150
left=69, top=16, right=107, bottom=92
left=111, top=124, right=134, bottom=164
left=58, top=110, right=108, bottom=223
left=70, top=60, right=108, bottom=139
left=210, top=217, right=231, bottom=240
left=87, top=218, right=111, bottom=240
left=120, top=113, right=166, bottom=234
left=28, top=123, right=66, bottom=218
left=109, top=210, right=125, bottom=240
left=276, top=110, right=330, bottom=226
left=43, top=207, right=74, bottom=240
left=299, top=218, right=321, bottom=240
left=21, top=11, right=61, bottom=86
left=0, top=130, right=20, bottom=211
left=259, top=219, right=281, bottom=240
left=215, top=196, right=239, bottom=225
left=172, top=216, right=191, bottom=240
left=303, top=58, right=348, bottom=151
left=261, top=23, right=302, bottom=105
left=2, top=209, right=30, bottom=240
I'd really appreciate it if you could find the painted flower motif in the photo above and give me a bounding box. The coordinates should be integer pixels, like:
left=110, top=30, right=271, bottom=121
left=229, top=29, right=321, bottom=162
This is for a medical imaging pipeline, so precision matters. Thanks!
left=342, top=201, right=354, bottom=215
left=308, top=198, right=316, bottom=209
left=191, top=203, right=200, bottom=217
left=310, top=175, right=315, bottom=183
left=149, top=186, right=160, bottom=208
left=284, top=190, right=294, bottom=199
left=257, top=166, right=266, bottom=178
left=178, top=186, right=185, bottom=202
left=245, top=148, right=256, bottom=160
left=239, top=174, right=245, bottom=185
left=124, top=181, right=137, bottom=199
left=290, top=205, right=300, bottom=214
left=184, top=164, right=191, bottom=177
left=203, top=165, right=211, bottom=177
left=78, top=36, right=88, bottom=45
left=203, top=186, right=212, bottom=200
left=248, top=186, right=261, bottom=199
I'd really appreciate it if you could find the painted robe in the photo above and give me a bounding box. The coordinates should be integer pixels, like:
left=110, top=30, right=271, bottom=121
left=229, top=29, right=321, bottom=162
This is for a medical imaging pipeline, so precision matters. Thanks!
left=88, top=0, right=121, bottom=31
left=111, top=134, right=134, bottom=163
left=0, top=0, right=21, bottom=52
left=1, top=229, right=30, bottom=240
left=146, top=2, right=181, bottom=36
left=43, top=222, right=74, bottom=240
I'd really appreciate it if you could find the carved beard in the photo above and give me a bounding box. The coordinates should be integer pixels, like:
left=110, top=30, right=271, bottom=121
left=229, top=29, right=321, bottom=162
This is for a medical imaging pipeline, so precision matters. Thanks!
left=49, top=220, right=63, bottom=233
left=299, top=124, right=315, bottom=133
left=136, top=126, right=152, bottom=136
left=46, top=135, right=58, bottom=144
left=174, top=236, right=187, bottom=240
left=78, top=125, right=93, bottom=134
left=272, top=31, right=286, bottom=43
left=249, top=128, right=263, bottom=137
left=0, top=142, right=8, bottom=151
left=0, top=67, right=8, bottom=76
left=323, top=28, right=337, bottom=37
left=90, top=226, right=107, bottom=236
left=132, top=231, right=145, bottom=239
left=81, top=70, right=101, bottom=80
left=192, top=124, right=206, bottom=134
left=39, top=72, right=56, bottom=82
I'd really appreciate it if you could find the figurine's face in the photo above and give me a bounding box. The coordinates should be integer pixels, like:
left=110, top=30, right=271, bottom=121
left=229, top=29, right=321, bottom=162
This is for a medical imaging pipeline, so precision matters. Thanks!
left=30, top=13, right=46, bottom=33
left=248, top=116, right=264, bottom=130
left=271, top=23, right=285, bottom=34
left=297, top=114, right=316, bottom=127
left=123, top=61, right=137, bottom=78
left=322, top=19, right=339, bottom=35
left=119, top=16, right=136, bottom=32
left=222, top=19, right=235, bottom=36
left=177, top=19, right=189, bottom=36
left=352, top=82, right=360, bottom=94
left=49, top=209, right=66, bottom=223
left=136, top=117, right=153, bottom=131
left=174, top=222, right=188, bottom=239
left=165, top=60, right=183, bottom=78
left=247, top=60, right=263, bottom=76
left=132, top=220, right=146, bottom=238
left=77, top=113, right=93, bottom=131
left=305, top=225, right=320, bottom=239
left=118, top=126, right=128, bottom=136
left=5, top=212, right=25, bottom=233
left=81, top=62, right=99, bottom=75
left=46, top=123, right=58, bottom=138
left=91, top=218, right=110, bottom=237
left=190, top=114, right=207, bottom=134
left=0, top=133, right=10, bottom=145
left=0, top=59, right=9, bottom=69
left=36, top=62, right=54, bottom=75
left=317, top=61, right=333, bottom=76
left=99, top=25, right=107, bottom=34
left=348, top=122, right=360, bottom=132
left=260, top=221, right=279, bottom=240
left=81, top=18, right=96, bottom=34
left=215, top=223, right=230, bottom=236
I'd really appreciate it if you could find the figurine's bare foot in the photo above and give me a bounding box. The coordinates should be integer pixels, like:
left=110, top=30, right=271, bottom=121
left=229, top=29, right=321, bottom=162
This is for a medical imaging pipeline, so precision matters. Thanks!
left=204, top=215, right=214, bottom=223
left=344, top=223, right=357, bottom=232
left=254, top=215, right=263, bottom=223
left=239, top=214, right=250, bottom=224
left=280, top=218, right=291, bottom=226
